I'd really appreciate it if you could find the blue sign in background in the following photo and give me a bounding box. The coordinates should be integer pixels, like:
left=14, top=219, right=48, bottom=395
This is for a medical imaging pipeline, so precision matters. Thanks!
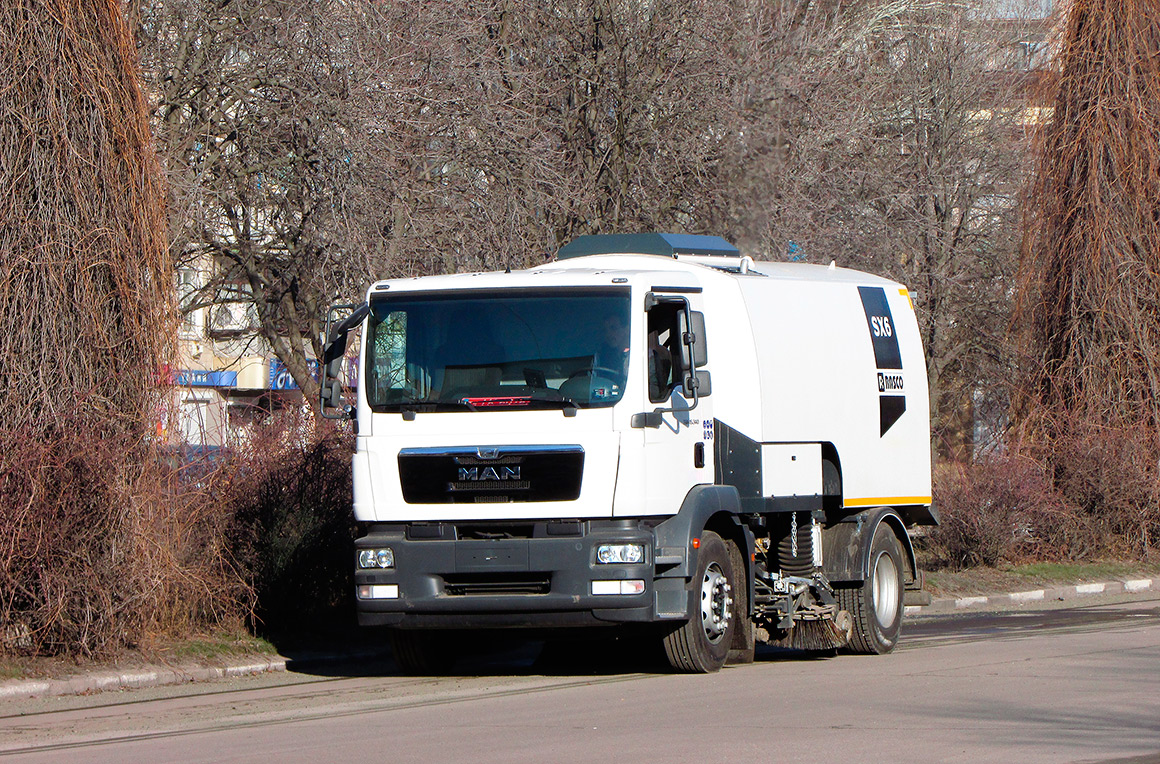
left=269, top=359, right=322, bottom=390
left=178, top=370, right=238, bottom=387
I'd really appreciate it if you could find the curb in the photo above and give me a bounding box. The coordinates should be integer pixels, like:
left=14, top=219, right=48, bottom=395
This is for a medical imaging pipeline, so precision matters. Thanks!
left=904, top=577, right=1155, bottom=617
left=0, top=656, right=288, bottom=702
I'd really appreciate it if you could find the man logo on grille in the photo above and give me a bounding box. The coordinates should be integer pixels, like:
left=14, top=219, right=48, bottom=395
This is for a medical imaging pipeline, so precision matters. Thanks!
left=458, top=466, right=521, bottom=481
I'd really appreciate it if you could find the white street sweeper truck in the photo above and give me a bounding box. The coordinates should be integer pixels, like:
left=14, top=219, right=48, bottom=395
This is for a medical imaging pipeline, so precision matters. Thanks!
left=320, top=233, right=936, bottom=673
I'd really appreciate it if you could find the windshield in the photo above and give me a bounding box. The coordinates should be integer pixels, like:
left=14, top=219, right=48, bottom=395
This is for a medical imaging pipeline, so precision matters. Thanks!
left=365, top=288, right=631, bottom=412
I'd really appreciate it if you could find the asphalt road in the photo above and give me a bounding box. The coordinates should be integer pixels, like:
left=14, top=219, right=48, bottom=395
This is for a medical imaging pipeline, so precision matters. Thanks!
left=2, top=596, right=1159, bottom=764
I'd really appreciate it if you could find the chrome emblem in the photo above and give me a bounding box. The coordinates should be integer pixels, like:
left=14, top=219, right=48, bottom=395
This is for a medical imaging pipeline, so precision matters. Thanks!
left=476, top=447, right=502, bottom=460
left=458, top=466, right=521, bottom=481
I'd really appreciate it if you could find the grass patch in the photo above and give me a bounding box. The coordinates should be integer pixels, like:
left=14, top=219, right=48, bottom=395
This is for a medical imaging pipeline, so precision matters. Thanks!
left=0, top=630, right=279, bottom=685
left=923, top=559, right=1160, bottom=597
left=0, top=662, right=26, bottom=681
left=1008, top=561, right=1145, bottom=581
left=146, top=631, right=277, bottom=664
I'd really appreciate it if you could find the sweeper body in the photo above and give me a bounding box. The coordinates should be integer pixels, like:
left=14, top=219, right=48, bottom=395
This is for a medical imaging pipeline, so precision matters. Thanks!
left=321, top=233, right=936, bottom=672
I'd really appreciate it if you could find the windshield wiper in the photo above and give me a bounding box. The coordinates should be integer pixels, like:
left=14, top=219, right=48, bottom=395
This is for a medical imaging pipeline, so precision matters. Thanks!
left=523, top=394, right=580, bottom=416
left=395, top=400, right=477, bottom=416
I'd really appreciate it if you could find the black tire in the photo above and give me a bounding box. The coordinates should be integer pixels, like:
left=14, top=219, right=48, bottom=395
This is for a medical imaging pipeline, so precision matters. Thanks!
left=389, top=629, right=458, bottom=675
left=725, top=538, right=756, bottom=665
left=837, top=522, right=905, bottom=654
left=663, top=531, right=736, bottom=673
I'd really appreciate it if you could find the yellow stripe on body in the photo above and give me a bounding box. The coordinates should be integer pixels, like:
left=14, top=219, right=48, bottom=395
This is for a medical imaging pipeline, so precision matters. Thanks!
left=843, top=496, right=932, bottom=508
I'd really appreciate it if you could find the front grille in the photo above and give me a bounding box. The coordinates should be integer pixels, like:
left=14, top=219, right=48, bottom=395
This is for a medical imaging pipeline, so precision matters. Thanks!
left=398, top=445, right=584, bottom=504
left=443, top=573, right=551, bottom=596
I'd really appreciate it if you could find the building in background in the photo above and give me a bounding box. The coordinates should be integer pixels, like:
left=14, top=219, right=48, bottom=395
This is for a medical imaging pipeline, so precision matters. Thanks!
left=170, top=261, right=318, bottom=447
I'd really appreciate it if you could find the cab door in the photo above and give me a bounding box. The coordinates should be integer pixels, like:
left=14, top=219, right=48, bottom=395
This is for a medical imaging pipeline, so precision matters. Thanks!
left=637, top=293, right=714, bottom=516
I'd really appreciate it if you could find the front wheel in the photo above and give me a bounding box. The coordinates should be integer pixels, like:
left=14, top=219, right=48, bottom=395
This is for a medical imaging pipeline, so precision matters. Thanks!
left=838, top=522, right=905, bottom=654
left=389, top=629, right=458, bottom=675
left=663, top=531, right=737, bottom=673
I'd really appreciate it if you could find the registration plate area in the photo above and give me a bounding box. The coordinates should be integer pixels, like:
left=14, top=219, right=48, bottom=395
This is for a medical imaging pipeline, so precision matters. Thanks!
left=453, top=541, right=530, bottom=572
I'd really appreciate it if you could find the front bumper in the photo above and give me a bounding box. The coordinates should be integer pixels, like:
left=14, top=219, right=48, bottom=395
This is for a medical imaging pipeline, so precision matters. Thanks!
left=354, top=521, right=688, bottom=629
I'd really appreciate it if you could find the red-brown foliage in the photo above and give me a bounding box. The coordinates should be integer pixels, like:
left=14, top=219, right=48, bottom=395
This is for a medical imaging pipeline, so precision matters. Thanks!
left=0, top=420, right=247, bottom=655
left=221, top=412, right=356, bottom=634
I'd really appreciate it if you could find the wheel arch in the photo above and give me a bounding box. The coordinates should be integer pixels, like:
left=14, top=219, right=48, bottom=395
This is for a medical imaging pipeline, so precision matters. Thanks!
left=653, top=485, right=754, bottom=615
left=822, top=506, right=917, bottom=586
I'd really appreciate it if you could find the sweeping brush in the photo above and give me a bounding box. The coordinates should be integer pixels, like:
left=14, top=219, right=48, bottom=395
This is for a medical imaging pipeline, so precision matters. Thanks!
left=781, top=610, right=852, bottom=652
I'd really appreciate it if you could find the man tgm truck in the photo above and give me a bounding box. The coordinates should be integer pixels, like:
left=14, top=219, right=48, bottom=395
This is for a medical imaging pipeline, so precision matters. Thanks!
left=321, top=233, right=936, bottom=673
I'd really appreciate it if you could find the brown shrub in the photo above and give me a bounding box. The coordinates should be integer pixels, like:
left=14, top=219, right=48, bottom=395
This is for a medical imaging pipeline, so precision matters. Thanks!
left=0, top=420, right=248, bottom=657
left=222, top=412, right=356, bottom=634
left=926, top=454, right=1078, bottom=570
left=0, top=405, right=360, bottom=656
left=927, top=413, right=1160, bottom=570
left=1028, top=417, right=1160, bottom=558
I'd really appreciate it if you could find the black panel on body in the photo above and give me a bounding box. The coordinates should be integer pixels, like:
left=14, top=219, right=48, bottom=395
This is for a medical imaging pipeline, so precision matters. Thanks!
left=880, top=395, right=906, bottom=436
left=858, top=286, right=903, bottom=370
left=712, top=419, right=761, bottom=500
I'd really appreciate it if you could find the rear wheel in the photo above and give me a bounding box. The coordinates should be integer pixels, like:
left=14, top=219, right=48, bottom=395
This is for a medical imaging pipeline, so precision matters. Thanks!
left=663, top=531, right=736, bottom=673
left=838, top=522, right=905, bottom=654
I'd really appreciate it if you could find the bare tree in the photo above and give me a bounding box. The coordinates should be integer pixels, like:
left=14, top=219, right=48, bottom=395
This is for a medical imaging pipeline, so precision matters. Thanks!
left=355, top=0, right=766, bottom=272
left=756, top=0, right=1043, bottom=458
left=138, top=0, right=1040, bottom=449
left=137, top=0, right=387, bottom=404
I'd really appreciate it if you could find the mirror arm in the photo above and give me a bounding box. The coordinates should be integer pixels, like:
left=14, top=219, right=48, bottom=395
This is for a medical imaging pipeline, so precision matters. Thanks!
left=319, top=301, right=368, bottom=417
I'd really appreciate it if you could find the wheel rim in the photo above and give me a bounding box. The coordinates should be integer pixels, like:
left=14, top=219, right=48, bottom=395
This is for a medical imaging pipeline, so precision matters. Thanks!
left=700, top=562, right=732, bottom=644
left=871, top=550, right=900, bottom=627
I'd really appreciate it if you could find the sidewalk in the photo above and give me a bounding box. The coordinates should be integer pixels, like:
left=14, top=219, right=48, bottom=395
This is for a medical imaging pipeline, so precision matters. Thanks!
left=1, top=576, right=1155, bottom=702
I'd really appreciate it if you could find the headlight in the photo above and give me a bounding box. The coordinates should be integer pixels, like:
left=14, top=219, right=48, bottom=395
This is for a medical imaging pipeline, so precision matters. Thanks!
left=358, top=547, right=395, bottom=569
left=596, top=543, right=644, bottom=564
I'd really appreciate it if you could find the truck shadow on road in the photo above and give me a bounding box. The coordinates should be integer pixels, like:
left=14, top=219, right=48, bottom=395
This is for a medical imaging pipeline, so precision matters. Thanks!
left=277, top=632, right=846, bottom=680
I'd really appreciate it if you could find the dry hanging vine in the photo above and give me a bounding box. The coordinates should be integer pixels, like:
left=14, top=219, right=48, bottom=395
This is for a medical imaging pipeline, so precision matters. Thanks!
left=1016, top=0, right=1160, bottom=554
left=1020, top=0, right=1160, bottom=436
left=0, top=0, right=245, bottom=656
left=0, top=0, right=173, bottom=433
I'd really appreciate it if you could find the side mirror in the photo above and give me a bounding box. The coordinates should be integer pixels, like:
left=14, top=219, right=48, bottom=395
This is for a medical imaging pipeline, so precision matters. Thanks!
left=682, top=370, right=711, bottom=398
left=677, top=311, right=693, bottom=371
left=320, top=301, right=368, bottom=419
left=677, top=310, right=709, bottom=372
left=690, top=311, right=708, bottom=368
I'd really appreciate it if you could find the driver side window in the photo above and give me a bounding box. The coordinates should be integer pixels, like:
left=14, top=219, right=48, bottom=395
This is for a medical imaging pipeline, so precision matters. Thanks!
left=647, top=303, right=684, bottom=403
